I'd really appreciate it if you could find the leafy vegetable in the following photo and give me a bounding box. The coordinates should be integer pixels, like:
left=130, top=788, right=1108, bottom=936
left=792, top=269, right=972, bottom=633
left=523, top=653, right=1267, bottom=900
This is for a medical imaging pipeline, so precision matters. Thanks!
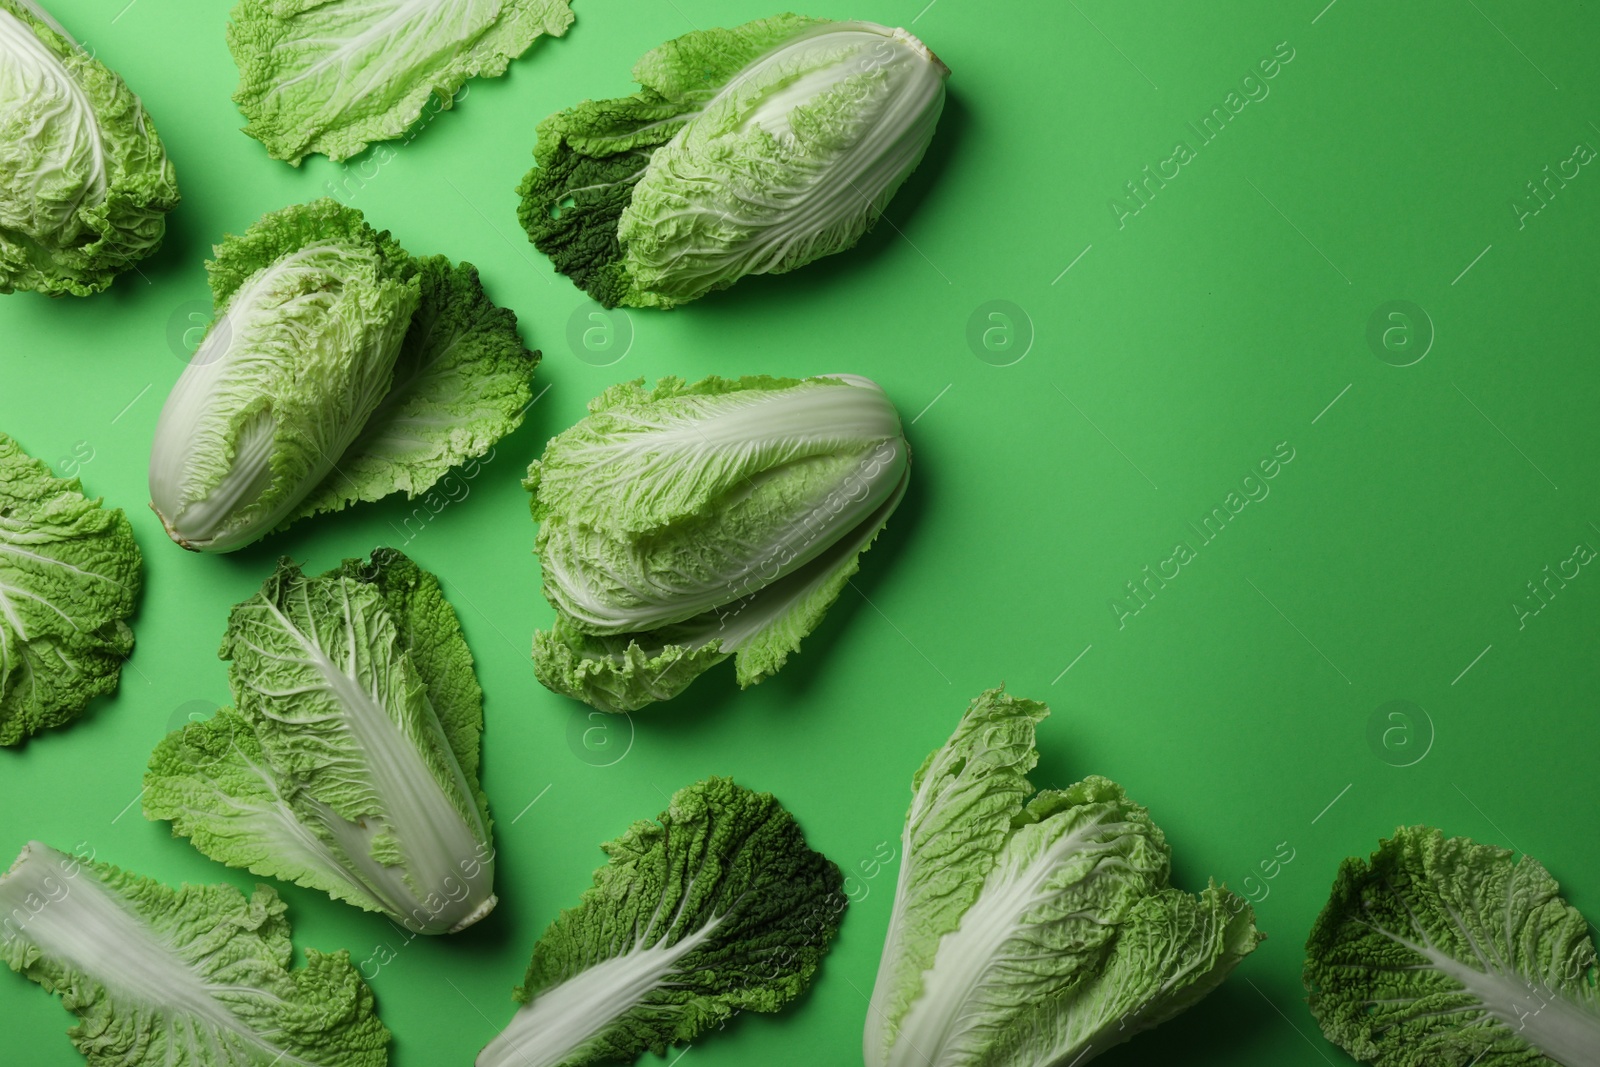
left=0, top=432, right=141, bottom=746
left=148, top=198, right=537, bottom=553
left=865, top=688, right=1262, bottom=1067
left=526, top=373, right=909, bottom=712
left=1305, top=826, right=1600, bottom=1067
left=291, top=253, right=537, bottom=522
left=229, top=0, right=575, bottom=165
left=517, top=15, right=949, bottom=308
left=476, top=776, right=844, bottom=1067
left=0, top=840, right=389, bottom=1065
left=144, top=548, right=497, bottom=935
left=0, top=0, right=180, bottom=296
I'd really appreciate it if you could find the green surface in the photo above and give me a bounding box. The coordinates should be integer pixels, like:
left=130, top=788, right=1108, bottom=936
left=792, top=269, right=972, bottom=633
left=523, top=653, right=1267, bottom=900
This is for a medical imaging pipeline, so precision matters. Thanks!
left=3, top=0, right=1599, bottom=1064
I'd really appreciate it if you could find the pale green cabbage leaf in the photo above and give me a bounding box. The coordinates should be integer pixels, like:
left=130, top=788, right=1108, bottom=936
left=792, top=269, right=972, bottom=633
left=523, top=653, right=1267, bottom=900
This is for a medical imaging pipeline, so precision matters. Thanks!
left=865, top=688, right=1262, bottom=1067
left=0, top=0, right=179, bottom=295
left=517, top=15, right=948, bottom=308
left=148, top=199, right=536, bottom=553
left=143, top=549, right=497, bottom=935
left=0, top=432, right=141, bottom=745
left=229, top=0, right=575, bottom=165
left=0, top=840, right=389, bottom=1065
left=526, top=373, right=908, bottom=712
left=1305, top=826, right=1600, bottom=1067
left=476, top=777, right=844, bottom=1067
left=288, top=253, right=538, bottom=522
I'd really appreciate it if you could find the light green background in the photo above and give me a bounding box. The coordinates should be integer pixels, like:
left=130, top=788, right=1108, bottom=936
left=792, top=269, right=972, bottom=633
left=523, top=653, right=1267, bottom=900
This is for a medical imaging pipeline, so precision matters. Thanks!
left=4, top=0, right=1600, bottom=1064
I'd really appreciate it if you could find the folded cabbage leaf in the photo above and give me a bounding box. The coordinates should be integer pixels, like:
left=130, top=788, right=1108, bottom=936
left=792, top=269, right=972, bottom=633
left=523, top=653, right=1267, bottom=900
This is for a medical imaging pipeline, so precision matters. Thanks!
left=144, top=549, right=497, bottom=935
left=517, top=15, right=947, bottom=308
left=866, top=688, right=1262, bottom=1067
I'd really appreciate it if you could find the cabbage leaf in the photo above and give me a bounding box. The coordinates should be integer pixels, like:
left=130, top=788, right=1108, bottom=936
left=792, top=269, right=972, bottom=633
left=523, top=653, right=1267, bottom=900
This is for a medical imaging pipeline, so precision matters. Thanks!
left=287, top=254, right=536, bottom=523
left=866, top=688, right=1262, bottom=1067
left=0, top=0, right=179, bottom=295
left=0, top=841, right=389, bottom=1065
left=1305, top=826, right=1600, bottom=1067
left=0, top=432, right=141, bottom=746
left=229, top=0, right=575, bottom=165
left=144, top=549, right=497, bottom=935
left=517, top=15, right=947, bottom=308
left=477, top=777, right=843, bottom=1067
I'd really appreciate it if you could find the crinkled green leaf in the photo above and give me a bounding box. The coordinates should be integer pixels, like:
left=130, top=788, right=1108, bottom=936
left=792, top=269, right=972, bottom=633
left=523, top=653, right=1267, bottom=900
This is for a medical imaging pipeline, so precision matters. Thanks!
left=516, top=13, right=824, bottom=307
left=0, top=841, right=389, bottom=1066
left=230, top=0, right=575, bottom=165
left=477, top=777, right=844, bottom=1067
left=867, top=689, right=1262, bottom=1067
left=526, top=374, right=908, bottom=711
left=0, top=432, right=141, bottom=746
left=972, top=884, right=1263, bottom=1067
left=866, top=687, right=1048, bottom=1063
left=148, top=199, right=418, bottom=552
left=144, top=549, right=496, bottom=934
left=1305, top=826, right=1600, bottom=1067
left=730, top=459, right=906, bottom=687
left=337, top=546, right=492, bottom=832
left=531, top=456, right=907, bottom=712
left=531, top=614, right=729, bottom=715
left=517, top=15, right=947, bottom=308
left=0, top=0, right=179, bottom=296
left=150, top=201, right=536, bottom=553
left=146, top=704, right=391, bottom=915
left=286, top=256, right=538, bottom=525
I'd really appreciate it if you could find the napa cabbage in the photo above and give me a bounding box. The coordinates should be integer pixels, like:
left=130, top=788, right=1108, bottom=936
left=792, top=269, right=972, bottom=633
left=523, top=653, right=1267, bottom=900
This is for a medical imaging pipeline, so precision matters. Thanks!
left=866, top=688, right=1262, bottom=1067
left=526, top=373, right=909, bottom=712
left=144, top=549, right=497, bottom=935
left=148, top=198, right=537, bottom=553
left=517, top=14, right=948, bottom=308
left=0, top=0, right=179, bottom=295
